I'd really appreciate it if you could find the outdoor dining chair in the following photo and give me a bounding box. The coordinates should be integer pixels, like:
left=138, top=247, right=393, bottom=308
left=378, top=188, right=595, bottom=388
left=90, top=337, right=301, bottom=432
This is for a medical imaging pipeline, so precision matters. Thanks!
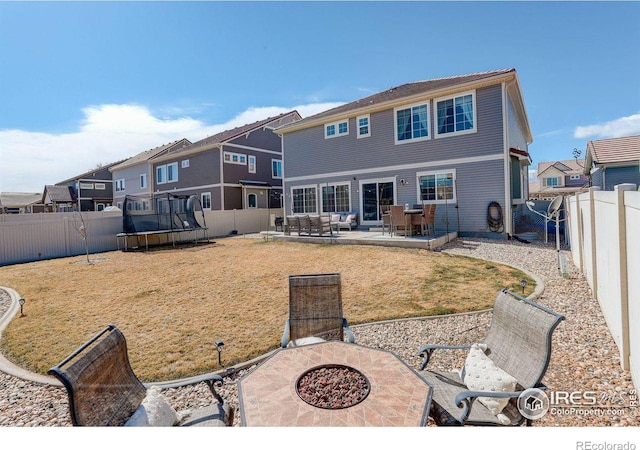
left=390, top=205, right=409, bottom=237
left=281, top=273, right=355, bottom=348
left=417, top=289, right=565, bottom=426
left=48, top=324, right=233, bottom=427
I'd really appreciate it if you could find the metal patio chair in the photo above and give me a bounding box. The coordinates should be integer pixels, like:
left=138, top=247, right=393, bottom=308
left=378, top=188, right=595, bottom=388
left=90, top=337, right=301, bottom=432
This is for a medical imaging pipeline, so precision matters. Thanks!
left=417, top=289, right=565, bottom=426
left=281, top=273, right=355, bottom=348
left=48, top=324, right=233, bottom=427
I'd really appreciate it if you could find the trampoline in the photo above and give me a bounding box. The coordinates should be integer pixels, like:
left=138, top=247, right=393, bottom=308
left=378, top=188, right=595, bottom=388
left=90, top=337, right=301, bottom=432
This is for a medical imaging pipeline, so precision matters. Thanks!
left=117, top=193, right=209, bottom=251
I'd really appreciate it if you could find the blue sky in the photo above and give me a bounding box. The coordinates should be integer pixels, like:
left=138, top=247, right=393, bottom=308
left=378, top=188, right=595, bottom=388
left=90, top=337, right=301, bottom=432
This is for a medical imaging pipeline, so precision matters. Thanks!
left=1, top=1, right=639, bottom=193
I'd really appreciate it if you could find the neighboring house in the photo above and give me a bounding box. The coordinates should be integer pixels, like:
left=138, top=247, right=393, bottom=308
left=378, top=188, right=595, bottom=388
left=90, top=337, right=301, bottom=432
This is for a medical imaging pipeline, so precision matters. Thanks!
left=149, top=111, right=301, bottom=211
left=41, top=185, right=76, bottom=212
left=0, top=192, right=42, bottom=214
left=585, top=135, right=640, bottom=191
left=109, top=139, right=192, bottom=209
left=54, top=160, right=127, bottom=211
left=276, top=69, right=533, bottom=237
left=529, top=159, right=589, bottom=200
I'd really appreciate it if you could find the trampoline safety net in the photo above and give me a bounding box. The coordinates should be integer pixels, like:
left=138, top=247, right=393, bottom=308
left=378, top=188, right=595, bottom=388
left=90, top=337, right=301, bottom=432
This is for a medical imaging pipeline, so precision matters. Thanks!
left=122, top=193, right=206, bottom=234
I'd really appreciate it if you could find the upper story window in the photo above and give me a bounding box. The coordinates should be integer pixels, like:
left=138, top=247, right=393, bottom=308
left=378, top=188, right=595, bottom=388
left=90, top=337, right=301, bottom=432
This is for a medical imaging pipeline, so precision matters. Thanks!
left=156, top=163, right=178, bottom=184
left=140, top=174, right=147, bottom=189
left=324, top=120, right=349, bottom=139
left=167, top=162, right=178, bottom=182
left=79, top=182, right=94, bottom=190
left=224, top=151, right=247, bottom=165
left=544, top=177, right=559, bottom=187
left=248, top=155, right=256, bottom=174
left=570, top=175, right=581, bottom=180
left=115, top=179, right=125, bottom=191
left=95, top=183, right=106, bottom=190
left=156, top=166, right=166, bottom=184
left=357, top=115, right=370, bottom=138
left=435, top=91, right=476, bottom=137
left=395, top=103, right=429, bottom=144
left=181, top=160, right=190, bottom=168
left=272, top=159, right=283, bottom=179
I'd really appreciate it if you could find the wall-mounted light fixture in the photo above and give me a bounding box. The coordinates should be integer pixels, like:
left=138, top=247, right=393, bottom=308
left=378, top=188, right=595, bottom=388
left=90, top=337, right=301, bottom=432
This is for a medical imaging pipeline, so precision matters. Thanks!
left=400, top=179, right=408, bottom=186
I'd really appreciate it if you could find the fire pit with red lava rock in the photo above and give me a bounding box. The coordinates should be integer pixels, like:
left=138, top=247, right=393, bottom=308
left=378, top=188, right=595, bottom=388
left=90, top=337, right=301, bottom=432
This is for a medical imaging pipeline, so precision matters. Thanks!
left=296, top=364, right=371, bottom=409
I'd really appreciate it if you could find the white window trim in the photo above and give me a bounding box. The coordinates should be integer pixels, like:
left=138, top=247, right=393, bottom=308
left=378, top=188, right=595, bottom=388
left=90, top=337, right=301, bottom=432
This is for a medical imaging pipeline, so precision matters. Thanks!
left=156, top=166, right=166, bottom=185
left=224, top=151, right=247, bottom=165
left=272, top=159, right=283, bottom=179
left=248, top=155, right=257, bottom=174
left=140, top=173, right=147, bottom=189
left=94, top=183, right=106, bottom=190
left=324, top=119, right=349, bottom=139
left=115, top=179, right=125, bottom=191
left=201, top=192, right=212, bottom=210
left=416, top=169, right=457, bottom=204
left=181, top=159, right=190, bottom=168
left=434, top=90, right=477, bottom=139
left=167, top=162, right=179, bottom=183
left=290, top=184, right=318, bottom=214
left=321, top=182, right=352, bottom=214
left=357, top=114, right=370, bottom=139
left=247, top=192, right=258, bottom=209
left=394, top=102, right=431, bottom=145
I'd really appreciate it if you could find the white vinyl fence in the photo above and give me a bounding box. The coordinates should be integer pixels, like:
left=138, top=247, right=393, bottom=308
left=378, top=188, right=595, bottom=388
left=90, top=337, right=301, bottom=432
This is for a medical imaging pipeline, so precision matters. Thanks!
left=567, top=184, right=639, bottom=390
left=0, top=208, right=282, bottom=267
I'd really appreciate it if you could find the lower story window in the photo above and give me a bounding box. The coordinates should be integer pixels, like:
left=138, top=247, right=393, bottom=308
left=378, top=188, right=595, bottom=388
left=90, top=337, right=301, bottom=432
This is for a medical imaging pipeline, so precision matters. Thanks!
left=292, top=186, right=317, bottom=214
left=201, top=192, right=211, bottom=210
left=322, top=184, right=350, bottom=213
left=248, top=193, right=257, bottom=208
left=418, top=170, right=456, bottom=202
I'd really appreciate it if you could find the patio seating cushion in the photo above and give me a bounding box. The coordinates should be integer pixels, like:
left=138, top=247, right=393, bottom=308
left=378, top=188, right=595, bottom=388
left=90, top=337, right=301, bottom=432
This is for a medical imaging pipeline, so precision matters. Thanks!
left=287, top=336, right=326, bottom=348
left=462, top=343, right=517, bottom=416
left=330, top=214, right=341, bottom=223
left=125, top=386, right=178, bottom=427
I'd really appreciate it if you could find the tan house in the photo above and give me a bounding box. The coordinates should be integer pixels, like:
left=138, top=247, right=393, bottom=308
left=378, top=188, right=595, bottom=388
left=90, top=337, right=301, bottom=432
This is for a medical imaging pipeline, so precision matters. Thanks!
left=530, top=159, right=589, bottom=200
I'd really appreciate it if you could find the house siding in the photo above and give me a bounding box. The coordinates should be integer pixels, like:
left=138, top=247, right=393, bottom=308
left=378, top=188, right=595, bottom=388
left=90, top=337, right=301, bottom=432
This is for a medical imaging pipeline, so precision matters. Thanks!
left=283, top=84, right=509, bottom=235
left=284, top=85, right=504, bottom=179
left=112, top=165, right=150, bottom=205
left=599, top=166, right=640, bottom=191
left=506, top=90, right=528, bottom=152
left=153, top=150, right=221, bottom=193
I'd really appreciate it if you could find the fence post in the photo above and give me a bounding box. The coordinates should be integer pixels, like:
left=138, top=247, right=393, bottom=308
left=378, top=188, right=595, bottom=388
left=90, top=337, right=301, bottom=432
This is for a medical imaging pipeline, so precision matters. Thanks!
left=573, top=193, right=584, bottom=272
left=588, top=187, right=599, bottom=300
left=615, top=183, right=636, bottom=370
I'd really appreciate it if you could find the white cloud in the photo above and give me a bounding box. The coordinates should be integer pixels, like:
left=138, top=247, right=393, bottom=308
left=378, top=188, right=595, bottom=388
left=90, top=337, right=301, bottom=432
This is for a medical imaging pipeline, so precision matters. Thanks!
left=0, top=102, right=342, bottom=193
left=573, top=113, right=640, bottom=139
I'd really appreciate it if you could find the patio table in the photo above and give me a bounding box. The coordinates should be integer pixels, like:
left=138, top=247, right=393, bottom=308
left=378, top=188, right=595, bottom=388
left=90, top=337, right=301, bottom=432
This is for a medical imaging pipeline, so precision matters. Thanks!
left=403, top=209, right=423, bottom=237
left=236, top=340, right=432, bottom=426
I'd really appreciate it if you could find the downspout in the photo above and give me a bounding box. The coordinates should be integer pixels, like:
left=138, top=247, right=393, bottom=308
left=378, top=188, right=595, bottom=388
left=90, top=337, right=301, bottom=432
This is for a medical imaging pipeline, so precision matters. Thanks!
left=502, top=81, right=512, bottom=236
left=218, top=145, right=225, bottom=210
left=280, top=132, right=287, bottom=216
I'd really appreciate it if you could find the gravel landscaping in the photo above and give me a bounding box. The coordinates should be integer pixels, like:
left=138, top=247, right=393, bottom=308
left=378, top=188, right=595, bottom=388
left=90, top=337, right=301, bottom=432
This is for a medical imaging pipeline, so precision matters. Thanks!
left=1, top=237, right=638, bottom=427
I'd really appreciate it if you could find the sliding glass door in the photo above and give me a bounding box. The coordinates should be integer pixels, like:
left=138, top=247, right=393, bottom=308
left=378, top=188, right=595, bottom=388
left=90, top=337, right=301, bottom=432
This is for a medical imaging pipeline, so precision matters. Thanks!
left=360, top=179, right=395, bottom=225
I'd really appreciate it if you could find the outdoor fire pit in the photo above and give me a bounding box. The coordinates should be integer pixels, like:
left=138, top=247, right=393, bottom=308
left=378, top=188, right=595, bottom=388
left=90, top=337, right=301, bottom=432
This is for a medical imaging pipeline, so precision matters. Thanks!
left=296, top=364, right=370, bottom=409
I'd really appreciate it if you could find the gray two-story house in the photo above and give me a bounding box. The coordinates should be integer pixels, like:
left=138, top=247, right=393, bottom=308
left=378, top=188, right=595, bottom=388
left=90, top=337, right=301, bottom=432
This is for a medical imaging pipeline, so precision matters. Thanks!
left=53, top=160, right=126, bottom=212
left=276, top=69, right=533, bottom=238
left=149, top=111, right=301, bottom=211
left=109, top=139, right=192, bottom=209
